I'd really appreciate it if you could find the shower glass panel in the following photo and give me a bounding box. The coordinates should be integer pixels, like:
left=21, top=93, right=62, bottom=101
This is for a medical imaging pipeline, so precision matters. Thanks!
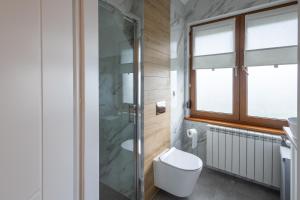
left=99, top=2, right=139, bottom=200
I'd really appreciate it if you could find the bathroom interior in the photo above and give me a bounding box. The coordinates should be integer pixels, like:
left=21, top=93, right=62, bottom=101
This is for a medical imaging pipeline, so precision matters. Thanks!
left=1, top=0, right=300, bottom=200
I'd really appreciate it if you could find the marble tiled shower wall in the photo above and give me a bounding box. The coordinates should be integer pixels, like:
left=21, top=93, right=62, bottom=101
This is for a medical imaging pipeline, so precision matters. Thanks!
left=182, top=120, right=208, bottom=163
left=184, top=0, right=289, bottom=23
left=170, top=0, right=289, bottom=160
left=170, top=0, right=186, bottom=148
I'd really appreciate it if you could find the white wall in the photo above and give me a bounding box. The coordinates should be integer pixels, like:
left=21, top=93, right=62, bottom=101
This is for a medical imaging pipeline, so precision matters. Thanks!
left=0, top=0, right=77, bottom=200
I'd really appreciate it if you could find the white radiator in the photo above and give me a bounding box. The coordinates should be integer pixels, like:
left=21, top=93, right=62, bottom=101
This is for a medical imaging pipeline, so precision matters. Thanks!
left=206, top=125, right=282, bottom=188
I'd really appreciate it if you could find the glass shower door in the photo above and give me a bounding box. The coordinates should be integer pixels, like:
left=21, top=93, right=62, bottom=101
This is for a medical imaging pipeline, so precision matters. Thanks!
left=99, top=2, right=138, bottom=200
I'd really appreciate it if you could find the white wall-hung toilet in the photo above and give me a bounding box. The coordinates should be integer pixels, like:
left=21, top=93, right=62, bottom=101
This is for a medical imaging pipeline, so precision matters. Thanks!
left=153, top=147, right=203, bottom=197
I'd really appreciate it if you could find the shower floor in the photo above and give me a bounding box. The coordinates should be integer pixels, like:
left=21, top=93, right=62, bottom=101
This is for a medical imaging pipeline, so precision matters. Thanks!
left=100, top=182, right=129, bottom=200
left=153, top=167, right=280, bottom=200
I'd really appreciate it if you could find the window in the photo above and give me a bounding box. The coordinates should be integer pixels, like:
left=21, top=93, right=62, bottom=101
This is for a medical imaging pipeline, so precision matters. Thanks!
left=190, top=3, right=298, bottom=129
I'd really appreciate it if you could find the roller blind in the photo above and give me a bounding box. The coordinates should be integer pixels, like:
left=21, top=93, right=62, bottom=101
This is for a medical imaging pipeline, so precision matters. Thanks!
left=245, top=5, right=298, bottom=66
left=192, top=18, right=236, bottom=69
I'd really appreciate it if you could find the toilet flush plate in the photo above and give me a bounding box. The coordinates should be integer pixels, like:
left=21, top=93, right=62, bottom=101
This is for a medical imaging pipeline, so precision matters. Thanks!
left=156, top=101, right=166, bottom=115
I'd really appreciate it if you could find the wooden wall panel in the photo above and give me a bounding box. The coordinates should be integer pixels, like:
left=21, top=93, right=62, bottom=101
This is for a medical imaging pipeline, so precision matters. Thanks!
left=144, top=0, right=171, bottom=199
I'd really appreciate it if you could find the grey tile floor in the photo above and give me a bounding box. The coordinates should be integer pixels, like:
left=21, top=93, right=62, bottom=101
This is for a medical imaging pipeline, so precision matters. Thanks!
left=153, top=168, right=280, bottom=200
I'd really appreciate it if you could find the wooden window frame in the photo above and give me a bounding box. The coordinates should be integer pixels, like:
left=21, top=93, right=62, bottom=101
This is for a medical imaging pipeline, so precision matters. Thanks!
left=189, top=2, right=297, bottom=130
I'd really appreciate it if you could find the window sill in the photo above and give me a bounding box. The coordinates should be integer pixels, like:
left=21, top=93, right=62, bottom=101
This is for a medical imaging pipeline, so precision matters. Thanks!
left=185, top=117, right=285, bottom=135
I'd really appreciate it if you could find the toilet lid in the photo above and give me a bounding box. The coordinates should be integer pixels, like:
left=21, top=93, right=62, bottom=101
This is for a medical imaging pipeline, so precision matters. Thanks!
left=160, top=147, right=203, bottom=171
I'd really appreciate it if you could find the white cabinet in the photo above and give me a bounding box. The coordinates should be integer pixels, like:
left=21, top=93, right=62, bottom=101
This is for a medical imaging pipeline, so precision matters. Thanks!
left=0, top=0, right=76, bottom=200
left=41, top=0, right=75, bottom=199
left=0, top=1, right=43, bottom=199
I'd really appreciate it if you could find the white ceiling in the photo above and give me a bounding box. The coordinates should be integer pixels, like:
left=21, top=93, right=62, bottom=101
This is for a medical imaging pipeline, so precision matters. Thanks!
left=179, top=0, right=190, bottom=5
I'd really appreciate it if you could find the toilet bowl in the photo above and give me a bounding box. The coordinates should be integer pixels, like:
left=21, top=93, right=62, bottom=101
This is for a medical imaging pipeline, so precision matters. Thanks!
left=153, top=147, right=203, bottom=197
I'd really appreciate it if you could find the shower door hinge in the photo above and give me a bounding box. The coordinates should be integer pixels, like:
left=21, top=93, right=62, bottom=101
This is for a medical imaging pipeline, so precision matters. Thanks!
left=128, top=104, right=137, bottom=124
left=186, top=100, right=192, bottom=109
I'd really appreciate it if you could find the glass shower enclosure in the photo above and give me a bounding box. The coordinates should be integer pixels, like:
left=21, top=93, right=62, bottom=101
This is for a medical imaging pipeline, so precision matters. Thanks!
left=99, top=1, right=143, bottom=200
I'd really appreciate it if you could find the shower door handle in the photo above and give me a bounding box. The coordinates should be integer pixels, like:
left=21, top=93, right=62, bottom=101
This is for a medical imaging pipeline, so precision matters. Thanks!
left=128, top=104, right=137, bottom=124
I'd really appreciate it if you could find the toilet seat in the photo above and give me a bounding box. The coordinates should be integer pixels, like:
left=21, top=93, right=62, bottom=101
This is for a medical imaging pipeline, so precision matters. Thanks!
left=160, top=147, right=203, bottom=171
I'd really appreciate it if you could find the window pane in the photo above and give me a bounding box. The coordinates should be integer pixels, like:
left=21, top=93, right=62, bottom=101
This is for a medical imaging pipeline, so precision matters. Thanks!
left=248, top=65, right=297, bottom=119
left=196, top=68, right=233, bottom=113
